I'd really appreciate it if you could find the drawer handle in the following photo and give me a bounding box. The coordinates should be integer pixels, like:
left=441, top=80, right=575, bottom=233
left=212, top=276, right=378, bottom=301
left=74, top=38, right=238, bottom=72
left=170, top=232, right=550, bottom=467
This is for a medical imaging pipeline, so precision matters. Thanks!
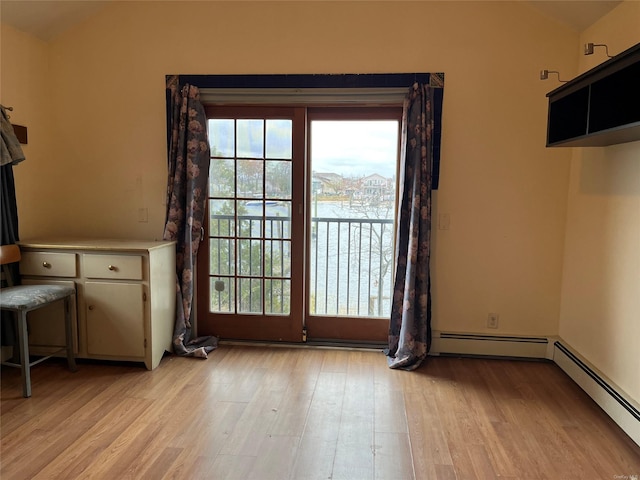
left=108, top=265, right=117, bottom=271
left=42, top=261, right=51, bottom=268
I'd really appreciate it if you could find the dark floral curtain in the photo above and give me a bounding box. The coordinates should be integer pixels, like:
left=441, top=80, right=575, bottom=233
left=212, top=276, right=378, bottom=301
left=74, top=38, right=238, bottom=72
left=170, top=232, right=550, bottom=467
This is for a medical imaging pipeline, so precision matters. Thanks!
left=164, top=77, right=217, bottom=358
left=386, top=82, right=436, bottom=370
left=1, top=105, right=25, bottom=349
left=1, top=105, right=24, bottom=246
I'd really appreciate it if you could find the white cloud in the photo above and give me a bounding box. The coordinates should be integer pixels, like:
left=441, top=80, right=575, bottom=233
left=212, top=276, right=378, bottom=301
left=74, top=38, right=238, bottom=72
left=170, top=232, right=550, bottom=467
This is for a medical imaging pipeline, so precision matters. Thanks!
left=311, top=120, right=398, bottom=178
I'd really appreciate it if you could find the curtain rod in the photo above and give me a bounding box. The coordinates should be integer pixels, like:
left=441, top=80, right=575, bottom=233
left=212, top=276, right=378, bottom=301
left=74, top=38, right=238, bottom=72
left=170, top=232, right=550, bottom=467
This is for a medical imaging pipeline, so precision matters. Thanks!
left=174, top=73, right=441, bottom=90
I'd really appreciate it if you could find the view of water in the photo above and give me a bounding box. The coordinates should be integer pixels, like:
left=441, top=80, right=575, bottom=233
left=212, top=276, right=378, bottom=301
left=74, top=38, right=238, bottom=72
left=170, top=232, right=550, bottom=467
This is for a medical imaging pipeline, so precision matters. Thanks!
left=211, top=200, right=395, bottom=317
left=310, top=201, right=394, bottom=317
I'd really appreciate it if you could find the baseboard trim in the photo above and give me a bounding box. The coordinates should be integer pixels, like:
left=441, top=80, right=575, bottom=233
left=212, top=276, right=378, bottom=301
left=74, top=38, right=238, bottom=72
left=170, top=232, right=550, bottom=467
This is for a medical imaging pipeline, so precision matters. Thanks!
left=429, top=331, right=639, bottom=446
left=430, top=331, right=549, bottom=359
left=553, top=340, right=640, bottom=447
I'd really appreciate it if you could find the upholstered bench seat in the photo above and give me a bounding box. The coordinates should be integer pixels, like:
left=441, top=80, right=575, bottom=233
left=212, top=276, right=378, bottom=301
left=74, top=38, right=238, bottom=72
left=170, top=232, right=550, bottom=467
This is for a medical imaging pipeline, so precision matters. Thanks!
left=1, top=285, right=76, bottom=310
left=1, top=283, right=77, bottom=398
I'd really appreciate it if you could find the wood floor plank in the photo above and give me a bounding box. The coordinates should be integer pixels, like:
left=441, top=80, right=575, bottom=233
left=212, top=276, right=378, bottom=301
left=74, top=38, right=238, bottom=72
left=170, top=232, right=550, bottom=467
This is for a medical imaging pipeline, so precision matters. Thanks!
left=289, top=370, right=346, bottom=480
left=404, top=390, right=454, bottom=471
left=210, top=454, right=256, bottom=480
left=2, top=347, right=639, bottom=480
left=374, top=384, right=408, bottom=435
left=332, top=353, right=375, bottom=480
left=169, top=399, right=247, bottom=455
left=248, top=434, right=299, bottom=480
left=430, top=463, right=459, bottom=480
left=107, top=390, right=211, bottom=477
left=289, top=435, right=338, bottom=480
left=217, top=386, right=286, bottom=457
left=29, top=396, right=154, bottom=479
left=564, top=424, right=640, bottom=477
left=80, top=418, right=165, bottom=479
left=430, top=363, right=485, bottom=480
left=292, top=347, right=325, bottom=375
left=373, top=431, right=414, bottom=480
left=297, top=371, right=345, bottom=436
left=320, top=348, right=349, bottom=373
left=136, top=446, right=183, bottom=480
left=466, top=443, right=497, bottom=479
left=169, top=454, right=218, bottom=480
left=515, top=381, right=601, bottom=479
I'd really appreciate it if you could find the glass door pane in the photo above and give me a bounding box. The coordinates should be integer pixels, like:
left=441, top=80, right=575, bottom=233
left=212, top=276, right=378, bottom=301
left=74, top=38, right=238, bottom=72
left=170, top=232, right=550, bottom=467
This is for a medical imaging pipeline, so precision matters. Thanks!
left=199, top=107, right=304, bottom=342
left=306, top=109, right=401, bottom=343
left=209, top=118, right=293, bottom=315
left=310, top=120, right=399, bottom=318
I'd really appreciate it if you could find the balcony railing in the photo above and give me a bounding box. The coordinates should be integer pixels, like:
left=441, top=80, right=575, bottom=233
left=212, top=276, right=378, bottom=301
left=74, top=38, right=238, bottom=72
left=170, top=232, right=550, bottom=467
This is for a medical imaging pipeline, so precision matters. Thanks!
left=208, top=214, right=394, bottom=317
left=311, top=216, right=394, bottom=317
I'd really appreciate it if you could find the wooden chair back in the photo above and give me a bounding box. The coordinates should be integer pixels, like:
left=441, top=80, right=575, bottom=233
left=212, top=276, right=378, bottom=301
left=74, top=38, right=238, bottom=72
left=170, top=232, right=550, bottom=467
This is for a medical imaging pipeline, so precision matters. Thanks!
left=0, top=244, right=21, bottom=287
left=1, top=244, right=21, bottom=266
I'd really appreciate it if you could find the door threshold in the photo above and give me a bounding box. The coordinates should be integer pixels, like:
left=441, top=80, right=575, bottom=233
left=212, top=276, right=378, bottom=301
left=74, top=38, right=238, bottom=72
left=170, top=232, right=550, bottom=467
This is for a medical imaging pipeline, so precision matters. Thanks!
left=218, top=339, right=386, bottom=352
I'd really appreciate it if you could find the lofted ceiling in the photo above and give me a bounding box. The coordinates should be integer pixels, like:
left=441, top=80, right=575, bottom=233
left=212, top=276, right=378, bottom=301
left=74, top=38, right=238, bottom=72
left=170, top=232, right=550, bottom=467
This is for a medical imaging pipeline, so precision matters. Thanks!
left=0, top=0, right=623, bottom=42
left=524, top=0, right=622, bottom=32
left=1, top=1, right=109, bottom=41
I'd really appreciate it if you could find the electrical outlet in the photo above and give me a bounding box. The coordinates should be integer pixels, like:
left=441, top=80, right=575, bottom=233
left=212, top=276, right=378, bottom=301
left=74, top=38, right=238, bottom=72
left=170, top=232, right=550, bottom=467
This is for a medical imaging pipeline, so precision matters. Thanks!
left=138, top=207, right=148, bottom=223
left=487, top=313, right=499, bottom=329
left=438, top=213, right=450, bottom=230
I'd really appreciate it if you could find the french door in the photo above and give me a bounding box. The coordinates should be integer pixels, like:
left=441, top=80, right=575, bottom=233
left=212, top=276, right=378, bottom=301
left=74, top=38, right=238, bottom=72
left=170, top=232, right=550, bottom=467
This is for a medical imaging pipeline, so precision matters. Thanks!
left=305, top=108, right=401, bottom=343
left=197, top=106, right=305, bottom=341
left=197, top=105, right=401, bottom=343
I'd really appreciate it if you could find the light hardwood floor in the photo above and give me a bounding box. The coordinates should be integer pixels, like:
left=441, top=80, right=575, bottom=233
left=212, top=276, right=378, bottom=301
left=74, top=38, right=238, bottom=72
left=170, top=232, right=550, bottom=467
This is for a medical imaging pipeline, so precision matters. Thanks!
left=2, top=345, right=639, bottom=479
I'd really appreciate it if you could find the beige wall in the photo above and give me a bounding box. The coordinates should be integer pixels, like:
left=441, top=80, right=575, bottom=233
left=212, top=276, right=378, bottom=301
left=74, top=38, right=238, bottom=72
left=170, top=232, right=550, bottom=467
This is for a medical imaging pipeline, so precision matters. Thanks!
left=0, top=25, right=55, bottom=233
left=0, top=24, right=53, bottom=362
left=2, top=3, right=578, bottom=340
left=559, top=1, right=640, bottom=402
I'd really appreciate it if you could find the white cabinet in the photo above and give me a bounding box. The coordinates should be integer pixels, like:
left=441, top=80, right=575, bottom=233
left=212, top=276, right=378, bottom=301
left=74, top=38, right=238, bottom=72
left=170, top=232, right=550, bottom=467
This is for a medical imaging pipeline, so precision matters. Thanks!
left=85, top=281, right=145, bottom=358
left=18, top=239, right=176, bottom=370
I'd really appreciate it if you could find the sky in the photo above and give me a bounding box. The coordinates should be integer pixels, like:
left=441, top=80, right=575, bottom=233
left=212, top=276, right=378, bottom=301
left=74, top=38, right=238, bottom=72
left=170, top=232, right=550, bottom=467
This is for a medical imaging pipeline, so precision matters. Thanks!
left=310, top=120, right=399, bottom=179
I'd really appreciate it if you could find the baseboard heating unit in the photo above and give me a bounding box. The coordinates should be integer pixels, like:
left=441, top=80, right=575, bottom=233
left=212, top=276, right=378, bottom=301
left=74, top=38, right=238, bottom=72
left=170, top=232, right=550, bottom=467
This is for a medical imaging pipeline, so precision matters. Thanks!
left=553, top=341, right=640, bottom=447
left=428, top=332, right=638, bottom=446
left=431, top=332, right=549, bottom=359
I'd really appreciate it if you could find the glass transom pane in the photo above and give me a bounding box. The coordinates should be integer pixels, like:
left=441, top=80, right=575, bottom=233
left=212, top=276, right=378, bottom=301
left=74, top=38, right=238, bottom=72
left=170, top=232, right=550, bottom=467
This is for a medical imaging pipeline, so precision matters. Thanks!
left=266, top=119, right=292, bottom=159
left=237, top=159, right=263, bottom=198
left=209, top=119, right=235, bottom=158
left=237, top=119, right=264, bottom=158
left=210, top=238, right=235, bottom=276
left=265, top=279, right=290, bottom=315
left=210, top=277, right=235, bottom=313
left=238, top=278, right=262, bottom=313
left=238, top=200, right=263, bottom=238
left=209, top=200, right=235, bottom=237
left=265, top=160, right=292, bottom=199
left=209, top=159, right=235, bottom=198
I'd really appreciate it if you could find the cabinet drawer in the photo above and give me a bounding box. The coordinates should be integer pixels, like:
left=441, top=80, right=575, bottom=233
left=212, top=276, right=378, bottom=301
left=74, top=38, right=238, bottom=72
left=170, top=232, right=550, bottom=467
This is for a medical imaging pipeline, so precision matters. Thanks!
left=20, top=252, right=77, bottom=277
left=83, top=254, right=143, bottom=280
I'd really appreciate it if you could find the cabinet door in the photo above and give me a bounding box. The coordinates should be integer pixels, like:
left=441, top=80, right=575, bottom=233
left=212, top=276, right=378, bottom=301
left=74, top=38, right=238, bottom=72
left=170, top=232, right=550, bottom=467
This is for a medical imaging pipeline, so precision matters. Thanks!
left=21, top=279, right=78, bottom=353
left=85, top=282, right=145, bottom=358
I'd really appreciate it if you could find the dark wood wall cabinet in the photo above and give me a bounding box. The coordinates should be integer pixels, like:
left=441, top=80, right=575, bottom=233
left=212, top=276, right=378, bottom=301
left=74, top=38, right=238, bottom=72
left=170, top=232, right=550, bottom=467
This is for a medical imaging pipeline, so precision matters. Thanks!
left=546, top=42, right=640, bottom=147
